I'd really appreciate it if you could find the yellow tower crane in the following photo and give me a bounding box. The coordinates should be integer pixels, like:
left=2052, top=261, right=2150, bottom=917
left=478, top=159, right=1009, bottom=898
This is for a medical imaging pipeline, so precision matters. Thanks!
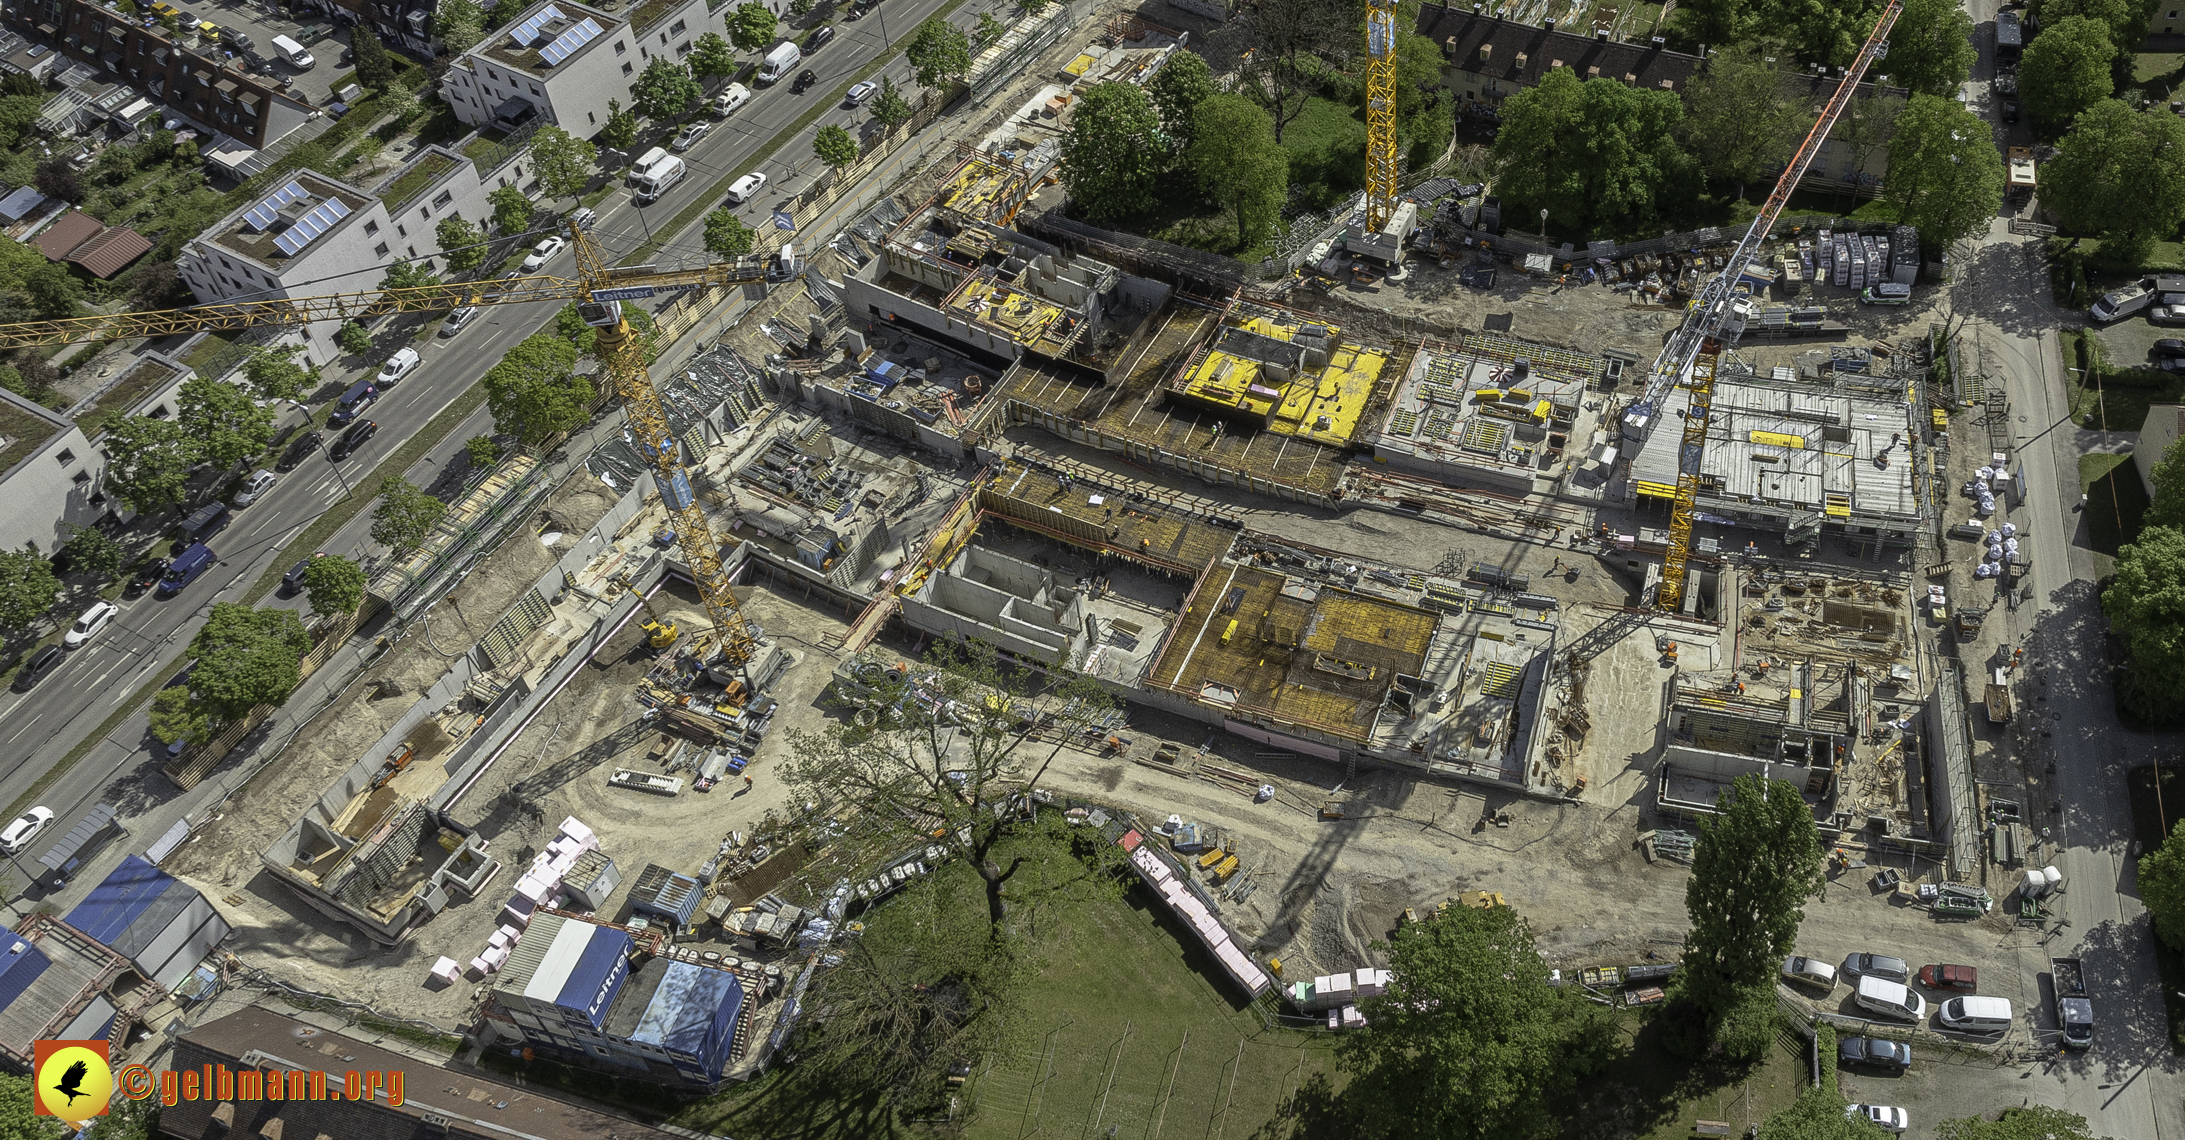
left=0, top=224, right=778, bottom=663
left=1363, top=0, right=1401, bottom=233
left=1646, top=0, right=1902, bottom=613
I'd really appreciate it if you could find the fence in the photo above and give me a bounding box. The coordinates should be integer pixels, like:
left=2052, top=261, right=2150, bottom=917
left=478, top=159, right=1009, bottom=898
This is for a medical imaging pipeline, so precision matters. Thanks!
left=368, top=458, right=554, bottom=624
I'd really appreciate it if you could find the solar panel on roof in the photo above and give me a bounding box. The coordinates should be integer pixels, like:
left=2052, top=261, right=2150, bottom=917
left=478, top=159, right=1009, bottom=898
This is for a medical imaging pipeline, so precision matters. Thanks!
left=539, top=16, right=603, bottom=65
left=272, top=196, right=351, bottom=256
left=510, top=4, right=564, bottom=46
left=243, top=179, right=309, bottom=233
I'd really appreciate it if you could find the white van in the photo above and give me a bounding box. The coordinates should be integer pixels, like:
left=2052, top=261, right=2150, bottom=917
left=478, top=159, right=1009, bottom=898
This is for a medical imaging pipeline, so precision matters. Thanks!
left=270, top=33, right=315, bottom=68
left=1855, top=976, right=1927, bottom=1022
left=756, top=42, right=801, bottom=85
left=633, top=155, right=685, bottom=204
left=713, top=82, right=752, bottom=116
left=627, top=146, right=668, bottom=187
left=1937, top=995, right=2012, bottom=1034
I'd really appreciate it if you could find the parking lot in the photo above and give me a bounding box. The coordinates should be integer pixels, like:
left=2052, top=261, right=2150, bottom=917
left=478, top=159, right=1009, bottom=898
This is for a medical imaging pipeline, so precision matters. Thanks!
left=167, top=0, right=354, bottom=108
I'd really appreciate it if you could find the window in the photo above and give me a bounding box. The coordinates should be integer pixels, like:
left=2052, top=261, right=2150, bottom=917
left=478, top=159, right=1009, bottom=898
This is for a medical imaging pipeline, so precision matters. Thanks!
left=407, top=246, right=418, bottom=258
left=431, top=190, right=453, bottom=208
left=587, top=111, right=596, bottom=123
left=418, top=206, right=430, bottom=221
left=374, top=242, right=390, bottom=257
left=56, top=449, right=75, bottom=465
left=658, top=32, right=666, bottom=44
left=622, top=61, right=633, bottom=75
left=614, top=39, right=625, bottom=54
left=365, top=220, right=379, bottom=236
left=530, top=82, right=540, bottom=94
left=396, top=224, right=407, bottom=237
left=676, top=41, right=690, bottom=56
left=639, top=46, right=648, bottom=58
left=670, top=19, right=685, bottom=34
left=72, top=471, right=91, bottom=486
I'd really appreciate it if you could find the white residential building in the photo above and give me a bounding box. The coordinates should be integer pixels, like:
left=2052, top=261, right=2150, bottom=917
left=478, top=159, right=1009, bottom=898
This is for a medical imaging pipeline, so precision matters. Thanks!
left=369, top=144, right=499, bottom=262
left=439, top=0, right=727, bottom=135
left=0, top=388, right=108, bottom=555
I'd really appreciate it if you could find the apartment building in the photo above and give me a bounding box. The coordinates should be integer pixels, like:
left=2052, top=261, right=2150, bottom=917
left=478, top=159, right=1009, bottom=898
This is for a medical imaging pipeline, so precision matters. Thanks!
left=439, top=0, right=727, bottom=133
left=0, top=388, right=108, bottom=555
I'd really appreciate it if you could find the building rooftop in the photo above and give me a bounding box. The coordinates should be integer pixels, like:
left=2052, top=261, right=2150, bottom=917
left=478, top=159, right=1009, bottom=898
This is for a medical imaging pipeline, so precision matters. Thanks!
left=975, top=459, right=1236, bottom=573
left=1165, top=301, right=1389, bottom=448
left=374, top=147, right=463, bottom=215
left=1372, top=334, right=1594, bottom=476
left=210, top=171, right=375, bottom=269
left=0, top=915, right=135, bottom=1068
left=476, top=0, right=619, bottom=79
left=0, top=387, right=72, bottom=481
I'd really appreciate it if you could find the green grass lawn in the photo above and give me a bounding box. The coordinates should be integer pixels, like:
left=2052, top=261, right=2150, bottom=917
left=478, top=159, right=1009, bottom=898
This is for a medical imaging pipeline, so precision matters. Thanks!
left=2134, top=52, right=2185, bottom=103
left=1558, top=1015, right=1811, bottom=1139
left=2081, top=451, right=2151, bottom=555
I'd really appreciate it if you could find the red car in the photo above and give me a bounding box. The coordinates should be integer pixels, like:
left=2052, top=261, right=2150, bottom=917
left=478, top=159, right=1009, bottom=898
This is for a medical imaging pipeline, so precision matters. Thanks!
left=1917, top=964, right=1977, bottom=991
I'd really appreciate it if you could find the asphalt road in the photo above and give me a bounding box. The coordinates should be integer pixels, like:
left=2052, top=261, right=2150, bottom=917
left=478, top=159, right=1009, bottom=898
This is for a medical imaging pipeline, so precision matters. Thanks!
left=0, top=0, right=980, bottom=869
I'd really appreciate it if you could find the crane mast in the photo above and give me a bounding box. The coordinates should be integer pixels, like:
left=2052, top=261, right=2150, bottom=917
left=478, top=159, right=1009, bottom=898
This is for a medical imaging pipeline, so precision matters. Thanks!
left=1364, top=0, right=1401, bottom=232
left=1647, top=0, right=1903, bottom=613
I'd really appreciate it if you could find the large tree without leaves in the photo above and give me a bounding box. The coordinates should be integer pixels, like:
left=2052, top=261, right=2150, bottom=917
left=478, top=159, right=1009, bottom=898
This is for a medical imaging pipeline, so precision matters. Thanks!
left=482, top=333, right=591, bottom=444
left=1681, top=772, right=1825, bottom=1025
left=2105, top=525, right=2185, bottom=720
left=2042, top=99, right=2185, bottom=262
left=189, top=603, right=312, bottom=720
left=1339, top=901, right=1616, bottom=1140
left=2020, top=16, right=2117, bottom=132
left=1491, top=67, right=1699, bottom=238
left=1060, top=82, right=1167, bottom=224
left=906, top=17, right=971, bottom=90
left=783, top=641, right=1115, bottom=935
left=1188, top=94, right=1288, bottom=250
left=1681, top=43, right=1798, bottom=200
left=1883, top=94, right=2005, bottom=253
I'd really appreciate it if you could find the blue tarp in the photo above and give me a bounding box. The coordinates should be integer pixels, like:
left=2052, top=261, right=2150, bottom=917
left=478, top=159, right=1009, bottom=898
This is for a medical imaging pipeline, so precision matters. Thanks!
left=63, top=855, right=176, bottom=947
left=0, top=936, right=52, bottom=1013
left=628, top=961, right=742, bottom=1076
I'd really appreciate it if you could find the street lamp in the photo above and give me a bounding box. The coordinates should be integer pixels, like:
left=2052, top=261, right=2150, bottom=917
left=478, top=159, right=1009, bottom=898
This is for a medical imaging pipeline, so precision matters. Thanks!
left=1539, top=208, right=1549, bottom=240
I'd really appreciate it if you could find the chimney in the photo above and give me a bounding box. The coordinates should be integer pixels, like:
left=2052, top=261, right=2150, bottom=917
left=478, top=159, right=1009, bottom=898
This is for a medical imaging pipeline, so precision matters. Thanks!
left=1543, top=17, right=1555, bottom=31
left=1596, top=28, right=1608, bottom=41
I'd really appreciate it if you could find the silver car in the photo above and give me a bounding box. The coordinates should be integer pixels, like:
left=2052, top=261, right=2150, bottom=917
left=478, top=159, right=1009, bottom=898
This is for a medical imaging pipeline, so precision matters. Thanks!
left=1781, top=955, right=1837, bottom=991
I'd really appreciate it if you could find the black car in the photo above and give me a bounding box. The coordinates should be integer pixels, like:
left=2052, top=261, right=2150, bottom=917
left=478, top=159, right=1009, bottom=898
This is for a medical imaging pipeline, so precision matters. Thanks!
left=845, top=4, right=865, bottom=18
left=277, top=430, right=324, bottom=470
left=1837, top=1036, right=1911, bottom=1073
left=223, top=29, right=255, bottom=51
left=280, top=556, right=315, bottom=595
left=2003, top=99, right=2020, bottom=123
left=125, top=558, right=172, bottom=598
left=1840, top=953, right=1909, bottom=983
left=2157, top=338, right=2185, bottom=359
left=805, top=24, right=835, bottom=51
left=330, top=419, right=378, bottom=461
left=792, top=69, right=818, bottom=93
left=12, top=645, right=63, bottom=692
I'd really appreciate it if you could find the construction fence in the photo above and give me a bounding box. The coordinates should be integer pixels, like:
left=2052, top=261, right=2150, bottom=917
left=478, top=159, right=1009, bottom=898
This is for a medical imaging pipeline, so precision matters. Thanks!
left=162, top=596, right=388, bottom=790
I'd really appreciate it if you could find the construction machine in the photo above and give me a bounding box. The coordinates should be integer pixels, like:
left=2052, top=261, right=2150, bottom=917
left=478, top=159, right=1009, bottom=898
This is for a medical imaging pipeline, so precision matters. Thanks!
left=616, top=573, right=682, bottom=650
left=0, top=223, right=784, bottom=665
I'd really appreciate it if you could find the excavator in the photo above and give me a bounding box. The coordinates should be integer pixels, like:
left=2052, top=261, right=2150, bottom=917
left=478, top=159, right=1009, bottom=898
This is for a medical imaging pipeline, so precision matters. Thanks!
left=0, top=222, right=779, bottom=665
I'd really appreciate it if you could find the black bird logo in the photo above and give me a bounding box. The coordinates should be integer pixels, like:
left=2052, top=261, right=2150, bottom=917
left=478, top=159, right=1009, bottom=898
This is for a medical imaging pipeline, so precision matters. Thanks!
left=51, top=1059, right=89, bottom=1106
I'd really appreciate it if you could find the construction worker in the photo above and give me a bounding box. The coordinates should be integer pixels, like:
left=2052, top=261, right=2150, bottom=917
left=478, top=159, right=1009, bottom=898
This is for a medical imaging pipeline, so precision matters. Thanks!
left=742, top=773, right=754, bottom=793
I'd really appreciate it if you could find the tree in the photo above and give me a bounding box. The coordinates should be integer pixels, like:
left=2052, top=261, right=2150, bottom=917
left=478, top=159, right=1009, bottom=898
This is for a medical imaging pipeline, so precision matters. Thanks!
left=1060, top=82, right=1166, bottom=223
left=905, top=16, right=971, bottom=91
left=630, top=57, right=702, bottom=121
left=101, top=416, right=197, bottom=514
left=2020, top=16, right=2116, bottom=132
left=242, top=344, right=310, bottom=402
left=123, top=259, right=185, bottom=311
left=703, top=207, right=757, bottom=257
left=0, top=355, right=58, bottom=404
left=1756, top=1086, right=1892, bottom=1140
left=1491, top=67, right=1700, bottom=238
left=1679, top=772, right=1825, bottom=1028
left=974, top=11, right=1005, bottom=49
left=148, top=685, right=208, bottom=746
left=379, top=260, right=443, bottom=313
left=600, top=99, right=640, bottom=151
left=487, top=184, right=534, bottom=235
left=1677, top=0, right=1761, bottom=48
left=813, top=124, right=859, bottom=168
left=553, top=301, right=657, bottom=360
left=728, top=2, right=777, bottom=53
left=464, top=435, right=500, bottom=469
left=785, top=640, right=1117, bottom=934
left=2043, top=100, right=2185, bottom=263
left=2151, top=438, right=2185, bottom=532
left=2035, top=0, right=2148, bottom=86
left=482, top=333, right=590, bottom=444
left=336, top=322, right=373, bottom=357
left=300, top=554, right=367, bottom=618
left=1681, top=43, right=1798, bottom=200
left=870, top=76, right=915, bottom=132
left=1146, top=48, right=1215, bottom=155
left=435, top=0, right=486, bottom=53
left=0, top=544, right=59, bottom=631
left=58, top=524, right=127, bottom=583
left=350, top=25, right=394, bottom=91
left=689, top=31, right=737, bottom=82
left=1242, top=0, right=1353, bottom=142
left=371, top=478, right=449, bottom=557
left=1935, top=1106, right=2113, bottom=1140
left=21, top=261, right=82, bottom=320
left=1834, top=90, right=1905, bottom=205
left=527, top=125, right=597, bottom=201
left=1337, top=902, right=1616, bottom=1140
left=178, top=375, right=274, bottom=474
left=789, top=0, right=813, bottom=16
left=1882, top=94, right=2005, bottom=253
left=0, top=1072, right=69, bottom=1139
left=435, top=214, right=489, bottom=273
left=34, top=158, right=82, bottom=203
left=1882, top=0, right=1976, bottom=97
left=2107, top=527, right=2185, bottom=722
left=382, top=86, right=420, bottom=130
left=1188, top=94, right=1288, bottom=250
left=188, top=603, right=312, bottom=720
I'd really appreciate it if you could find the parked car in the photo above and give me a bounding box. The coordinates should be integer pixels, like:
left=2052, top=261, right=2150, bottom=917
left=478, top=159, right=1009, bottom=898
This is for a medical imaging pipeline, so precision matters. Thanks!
left=1841, top=953, right=1910, bottom=983
left=673, top=121, right=711, bottom=150
left=2091, top=280, right=2154, bottom=323
left=792, top=68, right=818, bottom=93
left=0, top=807, right=55, bottom=854
left=233, top=468, right=277, bottom=507
left=378, top=346, right=421, bottom=383
left=10, top=646, right=62, bottom=692
left=1916, top=964, right=1977, bottom=991
left=277, top=430, right=324, bottom=470
left=2152, top=295, right=2185, bottom=326
left=726, top=172, right=767, bottom=204
left=1836, top=1036, right=1910, bottom=1073
left=568, top=206, right=597, bottom=230
left=1854, top=976, right=1926, bottom=1022
left=2003, top=99, right=2020, bottom=123
left=125, top=558, right=171, bottom=597
left=805, top=24, right=836, bottom=51
left=523, top=236, right=566, bottom=270
left=224, top=29, right=255, bottom=51
left=845, top=80, right=878, bottom=106
left=1780, top=955, right=1837, bottom=991
left=158, top=544, right=214, bottom=597
left=63, top=601, right=119, bottom=649
left=329, top=380, right=378, bottom=426
left=441, top=307, right=479, bottom=337
left=331, top=419, right=379, bottom=461
left=1846, top=1105, right=1909, bottom=1134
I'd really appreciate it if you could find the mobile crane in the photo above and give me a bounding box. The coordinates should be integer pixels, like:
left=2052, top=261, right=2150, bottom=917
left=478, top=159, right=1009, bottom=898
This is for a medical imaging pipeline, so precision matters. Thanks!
left=1635, top=0, right=1903, bottom=613
left=0, top=225, right=777, bottom=664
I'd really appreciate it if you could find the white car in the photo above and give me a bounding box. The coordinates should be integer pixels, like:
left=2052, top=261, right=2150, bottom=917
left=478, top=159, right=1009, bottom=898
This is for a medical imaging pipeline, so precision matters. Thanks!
left=63, top=601, right=118, bottom=649
left=232, top=468, right=277, bottom=507
left=0, top=807, right=54, bottom=854
left=672, top=121, right=710, bottom=150
left=1846, top=1105, right=1909, bottom=1134
left=377, top=346, right=421, bottom=384
left=522, top=236, right=566, bottom=270
left=725, top=172, right=767, bottom=204
left=845, top=80, right=878, bottom=106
